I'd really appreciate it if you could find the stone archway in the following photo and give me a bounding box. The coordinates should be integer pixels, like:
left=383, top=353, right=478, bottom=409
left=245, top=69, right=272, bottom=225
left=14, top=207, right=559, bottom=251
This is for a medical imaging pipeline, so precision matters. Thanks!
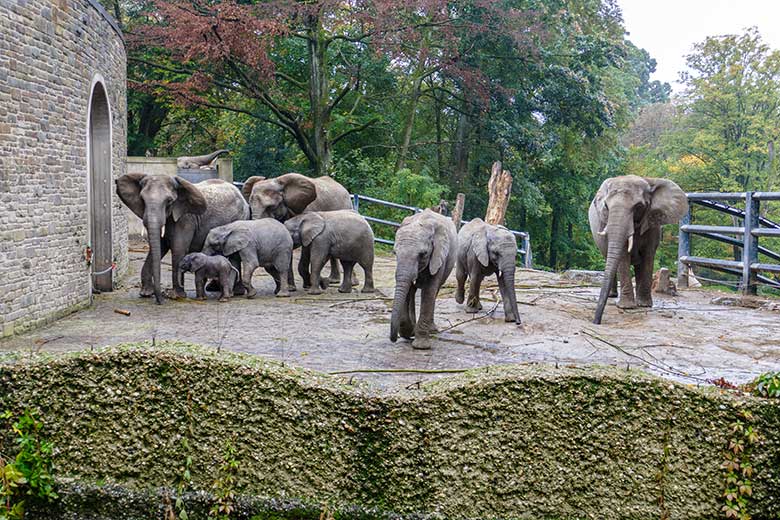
left=88, top=81, right=113, bottom=292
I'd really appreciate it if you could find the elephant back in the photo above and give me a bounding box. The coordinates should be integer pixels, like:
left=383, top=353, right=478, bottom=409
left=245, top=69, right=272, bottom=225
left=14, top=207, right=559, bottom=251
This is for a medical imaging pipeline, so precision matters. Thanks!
left=305, top=177, right=353, bottom=213
left=190, top=180, right=250, bottom=251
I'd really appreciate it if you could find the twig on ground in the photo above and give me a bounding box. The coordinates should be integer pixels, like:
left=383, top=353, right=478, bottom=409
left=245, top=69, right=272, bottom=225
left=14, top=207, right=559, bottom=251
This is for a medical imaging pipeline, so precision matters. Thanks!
left=328, top=297, right=393, bottom=307
left=435, top=301, right=502, bottom=333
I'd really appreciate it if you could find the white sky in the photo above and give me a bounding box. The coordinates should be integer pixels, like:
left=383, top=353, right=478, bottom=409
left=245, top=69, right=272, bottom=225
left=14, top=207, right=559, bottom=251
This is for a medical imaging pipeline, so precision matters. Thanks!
left=618, top=0, right=780, bottom=92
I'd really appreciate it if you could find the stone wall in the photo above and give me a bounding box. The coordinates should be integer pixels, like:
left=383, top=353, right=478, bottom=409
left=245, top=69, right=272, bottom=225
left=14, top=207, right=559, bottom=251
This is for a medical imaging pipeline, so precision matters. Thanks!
left=1, top=344, right=779, bottom=519
left=0, top=0, right=127, bottom=336
left=125, top=156, right=234, bottom=238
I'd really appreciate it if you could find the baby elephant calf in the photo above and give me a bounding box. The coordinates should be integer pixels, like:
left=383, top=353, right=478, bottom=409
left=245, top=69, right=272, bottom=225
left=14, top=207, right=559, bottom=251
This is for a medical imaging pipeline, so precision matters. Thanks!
left=285, top=210, right=375, bottom=295
left=179, top=252, right=239, bottom=302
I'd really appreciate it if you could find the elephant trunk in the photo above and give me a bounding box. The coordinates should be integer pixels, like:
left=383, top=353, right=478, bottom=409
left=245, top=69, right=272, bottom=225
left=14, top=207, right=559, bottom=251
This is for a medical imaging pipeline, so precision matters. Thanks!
left=593, top=209, right=631, bottom=324
left=146, top=215, right=164, bottom=305
left=499, top=258, right=521, bottom=324
left=390, top=271, right=414, bottom=342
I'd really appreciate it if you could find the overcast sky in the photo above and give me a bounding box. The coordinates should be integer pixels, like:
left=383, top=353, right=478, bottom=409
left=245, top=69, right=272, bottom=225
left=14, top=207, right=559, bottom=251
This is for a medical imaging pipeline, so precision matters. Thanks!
left=619, top=0, right=780, bottom=92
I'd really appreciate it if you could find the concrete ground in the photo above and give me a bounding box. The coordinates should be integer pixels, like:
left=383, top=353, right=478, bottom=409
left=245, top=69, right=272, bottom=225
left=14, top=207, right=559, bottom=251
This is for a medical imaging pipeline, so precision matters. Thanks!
left=2, top=240, right=780, bottom=391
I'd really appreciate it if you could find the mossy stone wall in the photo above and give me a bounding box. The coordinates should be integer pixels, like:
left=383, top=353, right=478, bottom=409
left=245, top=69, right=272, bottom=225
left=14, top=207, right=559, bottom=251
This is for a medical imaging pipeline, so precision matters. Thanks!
left=1, top=343, right=778, bottom=519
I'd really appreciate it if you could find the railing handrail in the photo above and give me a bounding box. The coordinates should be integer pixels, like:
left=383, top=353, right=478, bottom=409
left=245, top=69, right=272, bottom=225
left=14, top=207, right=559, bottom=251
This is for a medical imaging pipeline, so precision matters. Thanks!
left=678, top=190, right=780, bottom=293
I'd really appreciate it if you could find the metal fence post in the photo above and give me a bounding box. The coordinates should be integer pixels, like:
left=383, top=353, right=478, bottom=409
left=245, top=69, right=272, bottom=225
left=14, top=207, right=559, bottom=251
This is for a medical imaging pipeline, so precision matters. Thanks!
left=523, top=234, right=532, bottom=268
left=741, top=192, right=759, bottom=295
left=352, top=193, right=360, bottom=213
left=677, top=205, right=691, bottom=288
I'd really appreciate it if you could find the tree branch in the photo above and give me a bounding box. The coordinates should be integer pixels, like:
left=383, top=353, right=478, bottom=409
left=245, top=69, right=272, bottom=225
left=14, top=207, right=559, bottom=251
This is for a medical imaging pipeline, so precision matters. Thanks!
left=331, top=118, right=379, bottom=145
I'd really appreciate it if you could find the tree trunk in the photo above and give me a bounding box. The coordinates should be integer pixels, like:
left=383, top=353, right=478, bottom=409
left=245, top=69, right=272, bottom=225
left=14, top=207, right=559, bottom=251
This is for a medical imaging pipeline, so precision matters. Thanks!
left=306, top=13, right=331, bottom=176
left=451, top=103, right=472, bottom=190
left=395, top=76, right=423, bottom=172
left=434, top=87, right=444, bottom=178
left=485, top=161, right=512, bottom=226
left=451, top=193, right=465, bottom=230
left=549, top=206, right=560, bottom=268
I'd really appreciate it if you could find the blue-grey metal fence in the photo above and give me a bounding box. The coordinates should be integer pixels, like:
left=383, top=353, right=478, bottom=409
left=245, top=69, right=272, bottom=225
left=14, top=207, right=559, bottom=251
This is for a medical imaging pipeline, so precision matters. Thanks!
left=352, top=194, right=533, bottom=269
left=677, top=192, right=780, bottom=293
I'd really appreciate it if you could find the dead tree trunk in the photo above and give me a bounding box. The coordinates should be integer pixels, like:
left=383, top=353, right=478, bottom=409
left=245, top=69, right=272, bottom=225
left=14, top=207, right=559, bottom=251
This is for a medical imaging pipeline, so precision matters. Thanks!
left=451, top=193, right=465, bottom=230
left=485, top=161, right=512, bottom=226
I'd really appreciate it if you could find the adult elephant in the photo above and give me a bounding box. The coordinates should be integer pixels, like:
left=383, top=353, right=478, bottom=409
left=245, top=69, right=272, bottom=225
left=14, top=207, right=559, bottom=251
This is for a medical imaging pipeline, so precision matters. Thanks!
left=589, top=175, right=687, bottom=324
left=242, top=173, right=353, bottom=283
left=117, top=174, right=249, bottom=304
left=390, top=209, right=457, bottom=350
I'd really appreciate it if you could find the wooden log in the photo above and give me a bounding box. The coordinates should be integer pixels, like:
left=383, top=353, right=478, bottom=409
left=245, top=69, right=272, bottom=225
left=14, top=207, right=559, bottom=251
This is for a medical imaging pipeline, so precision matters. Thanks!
left=451, top=193, right=465, bottom=230
left=485, top=161, right=512, bottom=226
left=652, top=267, right=677, bottom=296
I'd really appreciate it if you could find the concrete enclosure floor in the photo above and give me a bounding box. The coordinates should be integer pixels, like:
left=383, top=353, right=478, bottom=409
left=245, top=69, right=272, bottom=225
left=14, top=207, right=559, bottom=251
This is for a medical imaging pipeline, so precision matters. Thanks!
left=2, top=240, right=779, bottom=391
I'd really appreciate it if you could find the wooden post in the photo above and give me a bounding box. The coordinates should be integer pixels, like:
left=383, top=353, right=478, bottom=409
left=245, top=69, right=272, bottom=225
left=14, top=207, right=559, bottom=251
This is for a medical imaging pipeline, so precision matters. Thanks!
left=677, top=207, right=691, bottom=289
left=485, top=161, right=512, bottom=226
left=741, top=192, right=759, bottom=295
left=451, top=193, right=465, bottom=230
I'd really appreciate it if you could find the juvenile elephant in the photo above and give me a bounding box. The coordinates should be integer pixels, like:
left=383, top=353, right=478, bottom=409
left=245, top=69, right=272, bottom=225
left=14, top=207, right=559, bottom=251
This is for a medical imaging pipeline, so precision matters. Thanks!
left=455, top=218, right=521, bottom=324
left=116, top=175, right=249, bottom=304
left=202, top=219, right=293, bottom=298
left=179, top=252, right=238, bottom=302
left=242, top=173, right=353, bottom=284
left=589, top=175, right=688, bottom=324
left=284, top=210, right=375, bottom=295
left=390, top=209, right=457, bottom=350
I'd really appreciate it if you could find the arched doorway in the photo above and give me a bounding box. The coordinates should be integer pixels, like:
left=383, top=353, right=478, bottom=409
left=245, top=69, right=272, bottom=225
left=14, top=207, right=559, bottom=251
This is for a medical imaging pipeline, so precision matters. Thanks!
left=88, top=81, right=113, bottom=292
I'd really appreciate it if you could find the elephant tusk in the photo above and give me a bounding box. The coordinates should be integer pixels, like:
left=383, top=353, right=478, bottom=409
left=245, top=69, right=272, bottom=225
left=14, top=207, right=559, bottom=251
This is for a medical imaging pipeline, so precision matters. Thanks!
left=598, top=230, right=607, bottom=237
left=627, top=235, right=634, bottom=253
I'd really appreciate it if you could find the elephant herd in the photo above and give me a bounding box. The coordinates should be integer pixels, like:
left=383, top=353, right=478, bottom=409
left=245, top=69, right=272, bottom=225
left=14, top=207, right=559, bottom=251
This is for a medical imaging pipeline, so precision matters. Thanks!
left=117, top=170, right=688, bottom=349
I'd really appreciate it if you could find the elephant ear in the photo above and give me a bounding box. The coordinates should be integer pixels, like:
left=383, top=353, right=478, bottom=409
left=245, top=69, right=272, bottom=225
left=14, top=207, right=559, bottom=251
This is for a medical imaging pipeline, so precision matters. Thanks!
left=172, top=176, right=207, bottom=222
left=641, top=177, right=688, bottom=234
left=278, top=173, right=317, bottom=215
left=471, top=226, right=490, bottom=267
left=222, top=228, right=252, bottom=256
left=593, top=178, right=611, bottom=224
left=116, top=173, right=147, bottom=219
left=242, top=176, right=266, bottom=201
left=300, top=213, right=326, bottom=247
left=429, top=219, right=452, bottom=275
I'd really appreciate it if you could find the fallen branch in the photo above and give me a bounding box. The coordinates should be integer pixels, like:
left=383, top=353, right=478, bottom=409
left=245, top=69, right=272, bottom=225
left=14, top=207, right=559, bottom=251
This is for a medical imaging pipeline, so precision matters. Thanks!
left=436, top=301, right=502, bottom=333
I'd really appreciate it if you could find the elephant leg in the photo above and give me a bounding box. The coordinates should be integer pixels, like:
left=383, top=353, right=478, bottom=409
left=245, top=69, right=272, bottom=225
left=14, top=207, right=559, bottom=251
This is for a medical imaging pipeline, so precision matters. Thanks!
left=286, top=256, right=297, bottom=292
left=241, top=253, right=258, bottom=299
left=455, top=259, right=467, bottom=304
left=298, top=248, right=311, bottom=288
left=267, top=266, right=281, bottom=294
left=273, top=255, right=291, bottom=298
left=399, top=285, right=417, bottom=340
left=635, top=253, right=655, bottom=307
left=327, top=257, right=341, bottom=284
left=616, top=256, right=636, bottom=309
left=465, top=263, right=483, bottom=313
left=360, top=259, right=375, bottom=293
left=338, top=261, right=355, bottom=293
left=307, top=248, right=328, bottom=295
left=140, top=237, right=169, bottom=297
left=194, top=272, right=207, bottom=300
left=412, top=283, right=438, bottom=350
left=609, top=272, right=618, bottom=298
left=498, top=272, right=520, bottom=324
left=169, top=229, right=194, bottom=299
left=218, top=270, right=232, bottom=302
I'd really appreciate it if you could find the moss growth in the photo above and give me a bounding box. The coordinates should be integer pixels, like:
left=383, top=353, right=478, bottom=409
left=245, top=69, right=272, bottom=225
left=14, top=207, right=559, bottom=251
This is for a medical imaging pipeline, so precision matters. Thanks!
left=1, top=342, right=779, bottom=519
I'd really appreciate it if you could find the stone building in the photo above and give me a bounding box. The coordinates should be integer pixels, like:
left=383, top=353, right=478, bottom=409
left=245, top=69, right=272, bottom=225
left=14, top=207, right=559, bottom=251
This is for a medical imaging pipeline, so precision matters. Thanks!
left=0, top=0, right=128, bottom=336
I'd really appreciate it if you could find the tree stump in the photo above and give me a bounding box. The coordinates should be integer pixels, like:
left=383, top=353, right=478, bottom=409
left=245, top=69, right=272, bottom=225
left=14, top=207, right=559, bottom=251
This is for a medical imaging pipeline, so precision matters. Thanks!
left=485, top=161, right=512, bottom=226
left=652, top=267, right=677, bottom=296
left=451, top=193, right=465, bottom=230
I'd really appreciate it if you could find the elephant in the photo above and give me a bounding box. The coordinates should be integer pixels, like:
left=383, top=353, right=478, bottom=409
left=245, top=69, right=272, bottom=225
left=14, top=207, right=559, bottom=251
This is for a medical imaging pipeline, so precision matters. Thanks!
left=176, top=149, right=229, bottom=169
left=455, top=218, right=521, bottom=324
left=116, top=175, right=249, bottom=304
left=588, top=175, right=688, bottom=324
left=179, top=252, right=239, bottom=302
left=242, top=173, right=353, bottom=284
left=202, top=219, right=293, bottom=298
left=390, top=209, right=458, bottom=350
left=284, top=210, right=375, bottom=295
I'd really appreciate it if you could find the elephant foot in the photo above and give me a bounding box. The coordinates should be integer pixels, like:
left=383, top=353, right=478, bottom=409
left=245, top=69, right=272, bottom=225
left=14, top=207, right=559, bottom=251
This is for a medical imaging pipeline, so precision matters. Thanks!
left=197, top=295, right=207, bottom=301
left=154, top=293, right=164, bottom=305
left=327, top=276, right=341, bottom=285
left=411, top=336, right=432, bottom=350
left=616, top=298, right=637, bottom=310
left=505, top=314, right=520, bottom=324
left=245, top=288, right=257, bottom=299
left=465, top=304, right=482, bottom=313
left=636, top=298, right=653, bottom=308
left=218, top=297, right=229, bottom=303
left=233, top=285, right=247, bottom=296
left=338, top=286, right=352, bottom=294
left=309, top=288, right=323, bottom=295
left=276, top=291, right=291, bottom=298
left=140, top=287, right=154, bottom=298
left=165, top=288, right=186, bottom=300
left=361, top=286, right=375, bottom=293
left=455, top=290, right=464, bottom=304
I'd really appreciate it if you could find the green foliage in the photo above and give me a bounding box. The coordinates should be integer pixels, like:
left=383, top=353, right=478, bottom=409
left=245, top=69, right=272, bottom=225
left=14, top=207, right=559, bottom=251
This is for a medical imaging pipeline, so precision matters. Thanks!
left=209, top=441, right=239, bottom=520
left=721, top=410, right=759, bottom=520
left=749, top=372, right=780, bottom=399
left=0, top=410, right=57, bottom=520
